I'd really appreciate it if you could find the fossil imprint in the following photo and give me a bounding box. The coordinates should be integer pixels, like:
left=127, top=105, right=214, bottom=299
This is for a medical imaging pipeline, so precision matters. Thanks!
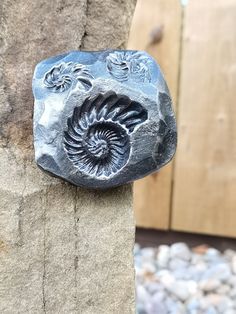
left=64, top=92, right=148, bottom=177
left=33, top=50, right=177, bottom=188
left=44, top=62, right=93, bottom=93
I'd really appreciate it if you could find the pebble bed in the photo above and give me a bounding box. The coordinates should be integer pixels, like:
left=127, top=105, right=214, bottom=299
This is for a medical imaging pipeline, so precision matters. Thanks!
left=135, top=243, right=236, bottom=314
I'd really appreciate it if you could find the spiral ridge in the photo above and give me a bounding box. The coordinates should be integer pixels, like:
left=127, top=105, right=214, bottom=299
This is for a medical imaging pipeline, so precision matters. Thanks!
left=64, top=91, right=147, bottom=177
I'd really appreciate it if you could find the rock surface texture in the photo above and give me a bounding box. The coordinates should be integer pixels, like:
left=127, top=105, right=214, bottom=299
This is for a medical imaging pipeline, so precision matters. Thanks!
left=33, top=50, right=176, bottom=188
left=0, top=0, right=136, bottom=313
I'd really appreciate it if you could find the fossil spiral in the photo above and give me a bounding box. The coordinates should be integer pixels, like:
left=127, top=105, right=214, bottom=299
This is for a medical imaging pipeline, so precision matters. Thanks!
left=44, top=62, right=93, bottom=92
left=64, top=91, right=148, bottom=177
left=106, top=51, right=151, bottom=83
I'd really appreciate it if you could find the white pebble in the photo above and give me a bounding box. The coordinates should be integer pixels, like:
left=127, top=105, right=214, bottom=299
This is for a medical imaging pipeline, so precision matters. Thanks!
left=141, top=247, right=155, bottom=261
left=170, top=243, right=191, bottom=261
left=135, top=243, right=235, bottom=314
left=204, top=248, right=221, bottom=263
left=169, top=258, right=189, bottom=271
left=186, top=297, right=201, bottom=312
left=136, top=285, right=150, bottom=304
left=202, top=263, right=231, bottom=282
left=158, top=270, right=175, bottom=289
left=229, top=275, right=236, bottom=287
left=224, top=249, right=236, bottom=259
left=204, top=306, right=217, bottom=314
left=231, top=255, right=236, bottom=274
left=166, top=280, right=191, bottom=302
left=142, top=262, right=156, bottom=275
left=225, top=310, right=236, bottom=314
left=145, top=282, right=162, bottom=295
left=217, top=284, right=231, bottom=295
left=199, top=279, right=221, bottom=292
left=134, top=243, right=141, bottom=255
left=156, top=245, right=170, bottom=268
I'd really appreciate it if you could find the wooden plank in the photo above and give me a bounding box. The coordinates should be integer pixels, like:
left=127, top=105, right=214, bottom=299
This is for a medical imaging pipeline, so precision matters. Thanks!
left=172, top=0, right=236, bottom=237
left=127, top=0, right=182, bottom=229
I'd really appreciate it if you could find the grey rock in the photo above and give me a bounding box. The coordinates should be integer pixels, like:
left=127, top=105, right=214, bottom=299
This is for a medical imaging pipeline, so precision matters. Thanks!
left=33, top=50, right=177, bottom=189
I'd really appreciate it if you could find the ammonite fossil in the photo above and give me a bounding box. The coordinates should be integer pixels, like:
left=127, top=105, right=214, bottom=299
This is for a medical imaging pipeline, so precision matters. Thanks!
left=33, top=50, right=177, bottom=189
left=106, top=51, right=151, bottom=82
left=64, top=92, right=147, bottom=177
left=44, top=62, right=93, bottom=92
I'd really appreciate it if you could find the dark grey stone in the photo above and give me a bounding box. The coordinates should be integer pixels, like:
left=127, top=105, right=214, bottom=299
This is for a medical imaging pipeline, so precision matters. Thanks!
left=32, top=50, right=177, bottom=189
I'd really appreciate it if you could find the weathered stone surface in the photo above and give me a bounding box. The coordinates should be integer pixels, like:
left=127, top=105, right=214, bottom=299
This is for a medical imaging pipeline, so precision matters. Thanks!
left=33, top=50, right=177, bottom=189
left=0, top=0, right=136, bottom=313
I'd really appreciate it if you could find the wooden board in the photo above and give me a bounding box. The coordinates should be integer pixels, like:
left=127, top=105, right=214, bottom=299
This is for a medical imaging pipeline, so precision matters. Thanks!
left=171, top=0, right=236, bottom=237
left=128, top=0, right=182, bottom=229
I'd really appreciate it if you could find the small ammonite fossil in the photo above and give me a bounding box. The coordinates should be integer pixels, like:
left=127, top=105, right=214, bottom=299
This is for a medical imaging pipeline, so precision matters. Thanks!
left=44, top=62, right=93, bottom=93
left=106, top=51, right=151, bottom=82
left=33, top=50, right=177, bottom=189
left=64, top=92, right=148, bottom=177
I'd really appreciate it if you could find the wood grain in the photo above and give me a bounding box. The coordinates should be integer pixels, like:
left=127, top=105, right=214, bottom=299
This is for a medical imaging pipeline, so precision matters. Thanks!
left=128, top=0, right=181, bottom=229
left=171, top=0, right=236, bottom=237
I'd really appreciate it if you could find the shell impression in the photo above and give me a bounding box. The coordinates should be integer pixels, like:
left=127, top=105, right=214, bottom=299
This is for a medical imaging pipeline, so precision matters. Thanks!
left=33, top=50, right=177, bottom=188
left=64, top=92, right=148, bottom=177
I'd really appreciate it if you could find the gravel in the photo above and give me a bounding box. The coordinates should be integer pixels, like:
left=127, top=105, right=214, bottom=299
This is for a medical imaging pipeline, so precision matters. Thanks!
left=135, top=243, right=236, bottom=314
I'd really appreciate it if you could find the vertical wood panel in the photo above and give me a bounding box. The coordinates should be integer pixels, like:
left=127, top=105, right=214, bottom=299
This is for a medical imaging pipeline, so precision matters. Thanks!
left=172, top=0, right=236, bottom=237
left=128, top=0, right=181, bottom=229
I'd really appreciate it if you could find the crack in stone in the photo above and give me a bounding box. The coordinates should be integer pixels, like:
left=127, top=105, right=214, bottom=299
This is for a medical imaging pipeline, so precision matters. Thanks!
left=42, top=186, right=48, bottom=314
left=73, top=186, right=79, bottom=311
left=79, top=0, right=89, bottom=49
left=16, top=163, right=27, bottom=247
